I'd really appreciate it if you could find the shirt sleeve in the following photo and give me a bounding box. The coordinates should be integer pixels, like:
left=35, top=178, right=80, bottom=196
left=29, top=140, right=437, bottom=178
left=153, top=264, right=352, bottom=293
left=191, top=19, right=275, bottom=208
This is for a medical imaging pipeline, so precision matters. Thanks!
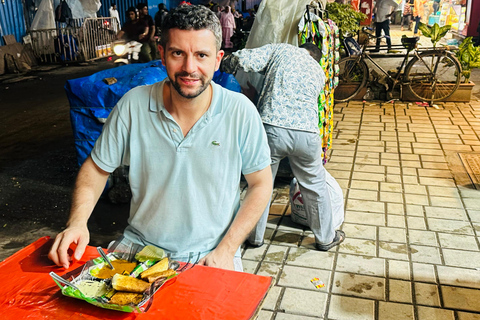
left=233, top=44, right=276, bottom=74
left=90, top=102, right=130, bottom=173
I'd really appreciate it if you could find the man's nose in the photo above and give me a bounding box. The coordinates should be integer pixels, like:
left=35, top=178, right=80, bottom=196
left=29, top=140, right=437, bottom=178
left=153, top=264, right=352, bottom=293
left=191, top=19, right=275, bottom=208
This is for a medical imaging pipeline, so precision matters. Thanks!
left=183, top=55, right=196, bottom=74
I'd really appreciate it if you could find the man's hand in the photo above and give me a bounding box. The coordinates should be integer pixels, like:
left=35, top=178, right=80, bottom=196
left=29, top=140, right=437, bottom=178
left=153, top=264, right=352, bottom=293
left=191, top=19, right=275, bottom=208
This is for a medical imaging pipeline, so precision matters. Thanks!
left=197, top=247, right=235, bottom=271
left=48, top=225, right=90, bottom=269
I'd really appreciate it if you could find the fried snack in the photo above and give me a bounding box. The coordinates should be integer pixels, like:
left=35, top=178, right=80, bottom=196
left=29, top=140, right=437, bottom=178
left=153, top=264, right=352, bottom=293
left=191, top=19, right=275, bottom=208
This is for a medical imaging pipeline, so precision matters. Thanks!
left=109, top=292, right=144, bottom=306
left=93, top=259, right=137, bottom=279
left=111, top=274, right=150, bottom=293
left=140, top=257, right=169, bottom=279
left=147, top=269, right=176, bottom=283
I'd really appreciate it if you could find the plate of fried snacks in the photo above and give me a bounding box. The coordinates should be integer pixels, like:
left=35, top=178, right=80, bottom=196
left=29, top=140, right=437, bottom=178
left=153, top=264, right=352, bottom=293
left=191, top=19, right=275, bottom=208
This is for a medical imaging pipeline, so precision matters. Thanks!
left=50, top=240, right=182, bottom=313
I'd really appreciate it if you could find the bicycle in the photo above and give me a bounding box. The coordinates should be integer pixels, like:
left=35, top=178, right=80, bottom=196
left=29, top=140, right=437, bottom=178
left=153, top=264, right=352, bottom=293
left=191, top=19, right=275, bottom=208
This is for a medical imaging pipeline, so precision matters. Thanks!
left=335, top=27, right=462, bottom=104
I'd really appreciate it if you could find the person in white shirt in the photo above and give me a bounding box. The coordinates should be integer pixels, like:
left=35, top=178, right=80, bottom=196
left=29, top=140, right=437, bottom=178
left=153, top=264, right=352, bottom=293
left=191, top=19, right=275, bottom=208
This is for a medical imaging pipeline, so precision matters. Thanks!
left=109, top=3, right=120, bottom=32
left=373, top=0, right=398, bottom=52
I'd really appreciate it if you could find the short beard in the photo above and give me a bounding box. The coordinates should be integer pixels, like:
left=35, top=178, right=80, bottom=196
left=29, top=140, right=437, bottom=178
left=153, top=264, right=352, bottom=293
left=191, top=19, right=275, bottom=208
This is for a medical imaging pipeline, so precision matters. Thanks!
left=169, top=71, right=211, bottom=99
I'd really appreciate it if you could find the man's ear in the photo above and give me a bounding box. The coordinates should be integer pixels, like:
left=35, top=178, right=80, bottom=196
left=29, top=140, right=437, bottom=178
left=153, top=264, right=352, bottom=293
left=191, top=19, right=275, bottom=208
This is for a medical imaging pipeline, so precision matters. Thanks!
left=215, top=49, right=225, bottom=71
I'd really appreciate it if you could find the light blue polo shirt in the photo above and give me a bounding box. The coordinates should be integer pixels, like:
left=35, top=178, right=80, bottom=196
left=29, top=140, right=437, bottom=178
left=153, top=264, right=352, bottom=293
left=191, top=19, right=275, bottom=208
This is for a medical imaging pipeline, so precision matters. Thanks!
left=91, top=79, right=270, bottom=260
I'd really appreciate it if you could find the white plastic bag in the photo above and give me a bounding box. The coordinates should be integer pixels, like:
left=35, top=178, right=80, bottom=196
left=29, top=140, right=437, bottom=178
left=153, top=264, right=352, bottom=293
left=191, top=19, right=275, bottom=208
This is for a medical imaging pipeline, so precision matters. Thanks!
left=289, top=171, right=344, bottom=229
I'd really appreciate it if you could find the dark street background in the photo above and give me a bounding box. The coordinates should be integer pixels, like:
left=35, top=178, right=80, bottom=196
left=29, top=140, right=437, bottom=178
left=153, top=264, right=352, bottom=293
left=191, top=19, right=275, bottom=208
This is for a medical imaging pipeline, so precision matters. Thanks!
left=0, top=61, right=130, bottom=260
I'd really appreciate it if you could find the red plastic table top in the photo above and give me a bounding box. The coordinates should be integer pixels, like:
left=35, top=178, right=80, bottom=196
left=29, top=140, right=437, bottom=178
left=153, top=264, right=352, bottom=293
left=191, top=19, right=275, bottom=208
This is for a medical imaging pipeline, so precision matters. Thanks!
left=0, top=237, right=272, bottom=320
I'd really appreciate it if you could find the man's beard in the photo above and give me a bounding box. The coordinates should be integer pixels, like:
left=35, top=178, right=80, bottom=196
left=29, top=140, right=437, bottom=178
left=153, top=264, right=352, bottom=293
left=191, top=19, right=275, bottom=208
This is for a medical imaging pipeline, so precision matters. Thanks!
left=169, top=71, right=211, bottom=99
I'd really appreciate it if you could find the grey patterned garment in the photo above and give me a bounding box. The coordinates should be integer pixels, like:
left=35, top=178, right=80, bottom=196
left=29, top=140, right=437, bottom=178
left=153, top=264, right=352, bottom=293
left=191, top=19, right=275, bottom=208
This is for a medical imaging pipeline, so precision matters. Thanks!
left=224, top=43, right=325, bottom=133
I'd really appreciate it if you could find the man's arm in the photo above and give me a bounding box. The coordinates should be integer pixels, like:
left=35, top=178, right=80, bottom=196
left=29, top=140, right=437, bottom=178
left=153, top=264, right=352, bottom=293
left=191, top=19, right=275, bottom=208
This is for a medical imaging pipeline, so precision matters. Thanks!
left=198, top=166, right=272, bottom=270
left=221, top=44, right=275, bottom=74
left=48, top=156, right=110, bottom=269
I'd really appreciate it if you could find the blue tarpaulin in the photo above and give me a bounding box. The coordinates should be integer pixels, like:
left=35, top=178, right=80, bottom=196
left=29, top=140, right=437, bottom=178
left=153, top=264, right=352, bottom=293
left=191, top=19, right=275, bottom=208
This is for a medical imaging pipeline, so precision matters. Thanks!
left=66, top=61, right=241, bottom=167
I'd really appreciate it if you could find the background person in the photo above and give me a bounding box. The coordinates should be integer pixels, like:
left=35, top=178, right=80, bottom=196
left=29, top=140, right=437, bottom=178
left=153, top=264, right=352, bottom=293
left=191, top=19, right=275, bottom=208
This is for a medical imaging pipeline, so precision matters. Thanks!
left=154, top=3, right=168, bottom=36
left=401, top=0, right=413, bottom=31
left=109, top=3, right=120, bottom=32
left=373, top=0, right=398, bottom=52
left=137, top=3, right=157, bottom=60
left=116, top=7, right=151, bottom=62
left=220, top=6, right=236, bottom=49
left=413, top=0, right=427, bottom=36
left=221, top=43, right=345, bottom=251
left=48, top=4, right=272, bottom=272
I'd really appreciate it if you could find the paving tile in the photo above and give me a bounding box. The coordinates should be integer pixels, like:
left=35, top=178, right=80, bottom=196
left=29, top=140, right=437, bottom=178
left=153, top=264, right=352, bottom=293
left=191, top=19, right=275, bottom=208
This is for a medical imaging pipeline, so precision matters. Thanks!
left=429, top=196, right=465, bottom=209
left=388, top=260, right=411, bottom=280
left=332, top=272, right=385, bottom=299
left=407, top=216, right=427, bottom=230
left=413, top=148, right=444, bottom=156
left=354, top=164, right=386, bottom=174
left=416, top=306, right=454, bottom=320
left=262, top=286, right=282, bottom=310
left=467, top=210, right=480, bottom=223
left=389, top=279, right=412, bottom=303
left=348, top=189, right=378, bottom=201
left=464, top=199, right=480, bottom=210
left=243, top=245, right=268, bottom=261
left=404, top=194, right=430, bottom=205
left=386, top=174, right=402, bottom=183
left=271, top=230, right=303, bottom=247
left=437, top=266, right=480, bottom=289
left=424, top=207, right=467, bottom=220
left=388, top=215, right=407, bottom=228
left=401, top=154, right=420, bottom=161
left=378, top=302, right=414, bottom=320
left=274, top=313, right=319, bottom=320
left=379, top=227, right=406, bottom=243
left=458, top=188, right=480, bottom=198
left=339, top=238, right=376, bottom=257
left=328, top=295, right=375, bottom=320
left=347, top=199, right=385, bottom=213
left=457, top=312, right=480, bottom=320
left=257, top=261, right=283, bottom=279
left=270, top=203, right=289, bottom=215
left=352, top=172, right=385, bottom=182
left=414, top=283, right=441, bottom=307
left=405, top=205, right=423, bottom=216
left=278, top=265, right=331, bottom=292
left=341, top=224, right=376, bottom=240
left=380, top=191, right=404, bottom=203
left=380, top=182, right=403, bottom=193
left=442, top=286, right=480, bottom=312
left=350, top=180, right=379, bottom=191
left=387, top=166, right=401, bottom=175
left=325, top=162, right=353, bottom=171
left=437, top=233, right=479, bottom=251
left=420, top=155, right=447, bottom=163
left=427, top=218, right=474, bottom=235
left=412, top=263, right=437, bottom=283
left=418, top=177, right=456, bottom=187
left=336, top=253, right=385, bottom=277
left=345, top=211, right=386, bottom=226
left=381, top=159, right=400, bottom=167
left=378, top=242, right=409, bottom=260
left=408, top=230, right=438, bottom=246
left=242, top=259, right=260, bottom=274
left=258, top=310, right=276, bottom=320
left=421, top=162, right=450, bottom=170
left=411, top=245, right=442, bottom=264
left=285, top=248, right=335, bottom=270
left=402, top=175, right=419, bottom=184
left=402, top=167, right=418, bottom=176
left=443, top=249, right=480, bottom=269
left=279, top=288, right=328, bottom=317
left=387, top=203, right=405, bottom=215
left=404, top=185, right=427, bottom=195
left=401, top=160, right=422, bottom=168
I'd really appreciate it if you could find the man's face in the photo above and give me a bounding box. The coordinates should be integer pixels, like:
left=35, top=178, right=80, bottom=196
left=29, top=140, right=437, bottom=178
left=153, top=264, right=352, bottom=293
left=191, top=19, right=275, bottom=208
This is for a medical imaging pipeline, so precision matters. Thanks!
left=113, top=5, right=116, bottom=10
left=140, top=6, right=148, bottom=16
left=128, top=11, right=136, bottom=20
left=160, top=28, right=224, bottom=99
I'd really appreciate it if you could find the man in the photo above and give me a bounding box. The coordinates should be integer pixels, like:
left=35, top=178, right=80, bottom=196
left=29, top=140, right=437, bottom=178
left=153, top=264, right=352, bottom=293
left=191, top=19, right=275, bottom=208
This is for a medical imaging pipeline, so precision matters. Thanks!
left=137, top=3, right=157, bottom=60
left=373, top=0, right=398, bottom=52
left=109, top=3, right=120, bottom=32
left=48, top=5, right=272, bottom=272
left=154, top=3, right=168, bottom=36
left=116, top=7, right=150, bottom=62
left=221, top=43, right=345, bottom=251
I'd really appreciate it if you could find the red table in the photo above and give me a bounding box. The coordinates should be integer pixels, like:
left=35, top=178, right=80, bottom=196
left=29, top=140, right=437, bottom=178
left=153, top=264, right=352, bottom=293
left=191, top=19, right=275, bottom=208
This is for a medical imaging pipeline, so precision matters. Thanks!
left=0, top=237, right=272, bottom=320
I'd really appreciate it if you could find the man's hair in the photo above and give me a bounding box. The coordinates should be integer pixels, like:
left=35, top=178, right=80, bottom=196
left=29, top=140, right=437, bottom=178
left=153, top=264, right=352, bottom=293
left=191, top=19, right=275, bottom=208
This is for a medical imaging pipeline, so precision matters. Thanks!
left=299, top=42, right=322, bottom=62
left=111, top=3, right=115, bottom=7
left=136, top=3, right=147, bottom=10
left=126, top=6, right=136, bottom=15
left=160, top=5, right=222, bottom=51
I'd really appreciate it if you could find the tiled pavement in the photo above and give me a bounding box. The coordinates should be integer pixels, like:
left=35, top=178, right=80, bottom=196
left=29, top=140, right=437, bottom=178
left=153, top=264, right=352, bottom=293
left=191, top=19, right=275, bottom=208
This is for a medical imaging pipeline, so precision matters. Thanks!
left=242, top=100, right=480, bottom=320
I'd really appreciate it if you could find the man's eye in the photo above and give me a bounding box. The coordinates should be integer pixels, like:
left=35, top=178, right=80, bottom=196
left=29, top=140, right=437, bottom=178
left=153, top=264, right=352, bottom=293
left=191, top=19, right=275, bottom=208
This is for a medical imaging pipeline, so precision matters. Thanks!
left=198, top=53, right=206, bottom=58
left=173, top=51, right=182, bottom=56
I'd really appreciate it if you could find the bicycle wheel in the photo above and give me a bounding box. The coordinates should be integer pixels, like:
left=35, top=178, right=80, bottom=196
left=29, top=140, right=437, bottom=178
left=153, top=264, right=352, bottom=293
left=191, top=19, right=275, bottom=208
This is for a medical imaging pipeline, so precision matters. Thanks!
left=335, top=57, right=368, bottom=102
left=404, top=51, right=461, bottom=102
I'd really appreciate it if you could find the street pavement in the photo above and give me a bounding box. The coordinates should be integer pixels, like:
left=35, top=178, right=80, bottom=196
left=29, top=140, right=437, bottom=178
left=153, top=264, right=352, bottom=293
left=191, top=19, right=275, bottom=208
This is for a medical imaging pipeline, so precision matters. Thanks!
left=248, top=26, right=480, bottom=320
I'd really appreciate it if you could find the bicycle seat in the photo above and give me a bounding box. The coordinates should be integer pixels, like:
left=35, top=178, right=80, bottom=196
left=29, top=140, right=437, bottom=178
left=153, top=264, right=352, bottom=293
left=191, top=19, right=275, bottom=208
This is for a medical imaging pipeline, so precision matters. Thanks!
left=344, top=37, right=362, bottom=56
left=401, top=36, right=419, bottom=50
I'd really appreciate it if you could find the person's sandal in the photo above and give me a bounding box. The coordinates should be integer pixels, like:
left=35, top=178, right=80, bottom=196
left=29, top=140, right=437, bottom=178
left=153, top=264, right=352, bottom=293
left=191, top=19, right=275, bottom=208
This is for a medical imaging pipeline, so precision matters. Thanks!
left=315, top=230, right=345, bottom=251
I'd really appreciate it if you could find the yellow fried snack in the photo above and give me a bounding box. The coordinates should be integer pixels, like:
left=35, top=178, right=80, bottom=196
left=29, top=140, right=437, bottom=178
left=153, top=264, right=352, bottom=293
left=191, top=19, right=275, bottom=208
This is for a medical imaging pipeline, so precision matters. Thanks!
left=111, top=274, right=150, bottom=293
left=147, top=269, right=176, bottom=283
left=92, top=259, right=137, bottom=279
left=140, top=257, right=169, bottom=279
left=109, top=292, right=143, bottom=306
